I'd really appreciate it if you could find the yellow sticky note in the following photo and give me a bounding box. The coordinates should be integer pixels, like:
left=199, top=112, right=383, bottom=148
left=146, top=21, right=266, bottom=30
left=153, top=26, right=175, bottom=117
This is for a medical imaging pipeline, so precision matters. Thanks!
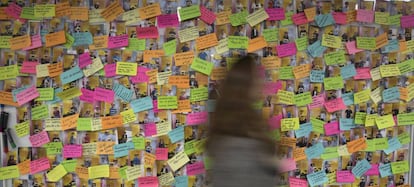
left=277, top=90, right=294, bottom=105
left=126, top=166, right=141, bottom=181
left=159, top=172, right=176, bottom=186
left=375, top=114, right=395, bottom=129
left=281, top=118, right=300, bottom=131
left=321, top=34, right=342, bottom=49
left=46, top=164, right=67, bottom=182
left=36, top=64, right=50, bottom=78
left=370, top=67, right=381, bottom=81
left=0, top=64, right=19, bottom=81
left=167, top=151, right=190, bottom=172
left=14, top=121, right=30, bottom=137
left=246, top=8, right=269, bottom=26
left=370, top=87, right=382, bottom=104
left=34, top=4, right=55, bottom=17
left=0, top=165, right=19, bottom=180
left=337, top=145, right=350, bottom=156
left=120, top=109, right=137, bottom=124
left=354, top=89, right=371, bottom=104
left=365, top=114, right=378, bottom=127
left=88, top=165, right=109, bottom=179
left=116, top=62, right=137, bottom=76
left=380, top=64, right=400, bottom=77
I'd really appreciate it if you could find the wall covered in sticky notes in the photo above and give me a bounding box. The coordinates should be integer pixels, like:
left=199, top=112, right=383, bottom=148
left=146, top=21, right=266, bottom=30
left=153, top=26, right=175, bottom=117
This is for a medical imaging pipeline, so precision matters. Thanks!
left=0, top=0, right=414, bottom=187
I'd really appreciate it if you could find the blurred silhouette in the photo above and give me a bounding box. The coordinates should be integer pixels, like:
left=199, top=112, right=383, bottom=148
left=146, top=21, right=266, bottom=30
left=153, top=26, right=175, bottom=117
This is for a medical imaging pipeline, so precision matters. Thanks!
left=206, top=55, right=278, bottom=187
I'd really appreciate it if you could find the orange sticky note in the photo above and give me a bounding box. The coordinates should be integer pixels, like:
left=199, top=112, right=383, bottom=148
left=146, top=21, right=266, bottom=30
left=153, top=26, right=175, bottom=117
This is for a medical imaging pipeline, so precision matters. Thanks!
left=45, top=31, right=66, bottom=47
left=10, top=35, right=31, bottom=50
left=101, top=115, right=123, bottom=130
left=61, top=114, right=79, bottom=130
left=146, top=69, right=158, bottom=84
left=168, top=75, right=190, bottom=88
left=172, top=100, right=192, bottom=114
left=96, top=141, right=115, bottom=155
left=400, top=41, right=407, bottom=52
left=195, top=33, right=219, bottom=50
left=55, top=2, right=71, bottom=17
left=216, top=10, right=231, bottom=25
left=293, top=147, right=307, bottom=161
left=279, top=137, right=297, bottom=148
left=138, top=3, right=162, bottom=19
left=304, top=7, right=316, bottom=21
left=399, top=87, right=408, bottom=101
left=247, top=36, right=267, bottom=53
left=0, top=91, right=19, bottom=107
left=18, top=160, right=31, bottom=175
left=143, top=50, right=165, bottom=63
left=293, top=64, right=311, bottom=79
left=89, top=36, right=108, bottom=50
left=262, top=56, right=281, bottom=69
left=76, top=167, right=89, bottom=179
left=109, top=167, right=120, bottom=179
left=101, top=1, right=124, bottom=22
left=47, top=62, right=63, bottom=77
left=0, top=7, right=12, bottom=20
left=346, top=137, right=367, bottom=153
left=70, top=7, right=89, bottom=21
left=375, top=33, right=388, bottom=49
left=173, top=51, right=195, bottom=66
left=211, top=67, right=227, bottom=81
left=346, top=10, right=357, bottom=23
left=144, top=152, right=156, bottom=165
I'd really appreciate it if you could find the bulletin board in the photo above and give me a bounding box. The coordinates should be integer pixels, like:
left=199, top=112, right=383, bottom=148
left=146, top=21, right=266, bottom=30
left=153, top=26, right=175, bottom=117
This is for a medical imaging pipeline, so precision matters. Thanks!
left=0, top=0, right=414, bottom=187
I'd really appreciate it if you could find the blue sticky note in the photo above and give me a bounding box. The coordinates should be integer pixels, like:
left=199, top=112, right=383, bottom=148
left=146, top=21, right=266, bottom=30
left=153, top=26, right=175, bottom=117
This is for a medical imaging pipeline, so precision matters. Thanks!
left=73, top=32, right=93, bottom=47
left=384, top=137, right=402, bottom=154
left=40, top=29, right=48, bottom=43
left=130, top=96, right=153, bottom=113
left=206, top=100, right=216, bottom=112
left=340, top=64, right=357, bottom=79
left=352, top=159, right=371, bottom=178
left=60, top=66, right=84, bottom=85
left=342, top=92, right=354, bottom=106
left=47, top=88, right=62, bottom=104
left=294, top=122, right=313, bottom=138
left=113, top=142, right=134, bottom=158
left=382, top=86, right=400, bottom=102
left=307, top=170, right=328, bottom=187
left=379, top=163, right=392, bottom=177
left=382, top=39, right=399, bottom=54
left=310, top=70, right=325, bottom=83
left=11, top=85, right=30, bottom=102
left=307, top=40, right=327, bottom=58
left=315, top=13, right=335, bottom=28
left=174, top=176, right=188, bottom=187
left=305, top=142, right=325, bottom=159
left=168, top=126, right=184, bottom=143
left=113, top=83, right=134, bottom=102
left=339, top=118, right=356, bottom=131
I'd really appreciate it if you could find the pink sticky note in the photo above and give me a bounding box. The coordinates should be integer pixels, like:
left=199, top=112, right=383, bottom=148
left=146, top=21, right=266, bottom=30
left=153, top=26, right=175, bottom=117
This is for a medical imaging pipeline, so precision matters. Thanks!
left=324, top=98, right=346, bottom=113
left=23, top=35, right=42, bottom=51
left=138, top=176, right=159, bottom=187
left=5, top=3, right=25, bottom=23
left=186, top=112, right=208, bottom=125
left=279, top=158, right=296, bottom=172
left=289, top=177, right=308, bottom=187
left=20, top=61, right=39, bottom=74
left=78, top=52, right=92, bottom=68
left=332, top=12, right=347, bottom=25
left=130, top=67, right=149, bottom=83
left=365, top=164, right=379, bottom=176
left=94, top=87, right=114, bottom=103
left=152, top=100, right=159, bottom=113
left=29, top=131, right=50, bottom=147
left=108, top=34, right=129, bottom=49
left=401, top=15, right=414, bottom=29
left=16, top=86, right=39, bottom=106
left=199, top=6, right=216, bottom=25
left=345, top=41, right=364, bottom=54
left=155, top=148, right=168, bottom=160
left=104, top=63, right=117, bottom=77
left=186, top=161, right=206, bottom=176
left=30, top=157, right=50, bottom=174
left=157, top=14, right=180, bottom=28
left=79, top=88, right=94, bottom=103
left=324, top=121, right=340, bottom=136
left=265, top=8, right=285, bottom=21
left=63, top=144, right=82, bottom=158
left=356, top=9, right=374, bottom=23
left=309, top=94, right=325, bottom=109
left=268, top=114, right=282, bottom=130
left=263, top=81, right=282, bottom=95
left=145, top=123, right=157, bottom=137
left=336, top=170, right=355, bottom=183
left=292, top=12, right=309, bottom=25
left=136, top=27, right=159, bottom=39
left=393, top=115, right=398, bottom=126
left=276, top=43, right=297, bottom=58
left=354, top=68, right=371, bottom=80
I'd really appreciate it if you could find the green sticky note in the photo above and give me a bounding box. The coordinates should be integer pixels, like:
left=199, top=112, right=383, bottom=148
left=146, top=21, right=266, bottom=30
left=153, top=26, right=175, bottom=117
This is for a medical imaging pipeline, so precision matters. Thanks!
left=279, top=66, right=294, bottom=80
left=321, top=146, right=339, bottom=160
left=77, top=118, right=92, bottom=131
left=375, top=12, right=389, bottom=25
left=185, top=140, right=197, bottom=155
left=0, top=165, right=19, bottom=180
left=61, top=159, right=77, bottom=172
left=281, top=11, right=293, bottom=26
left=163, top=39, right=177, bottom=56
left=191, top=57, right=214, bottom=75
left=295, top=37, right=308, bottom=51
left=0, top=36, right=11, bottom=49
left=64, top=33, right=74, bottom=48
left=126, top=38, right=146, bottom=51
left=158, top=96, right=178, bottom=109
left=0, top=64, right=19, bottom=81
left=118, top=166, right=128, bottom=179
left=132, top=137, right=145, bottom=150
left=43, top=142, right=63, bottom=155
left=398, top=132, right=411, bottom=145
left=356, top=37, right=376, bottom=50
left=389, top=14, right=401, bottom=26
left=31, top=105, right=49, bottom=120
left=34, top=4, right=56, bottom=17
left=354, top=112, right=366, bottom=125
left=20, top=7, right=41, bottom=20
left=229, top=10, right=248, bottom=26
left=374, top=138, right=389, bottom=150
left=36, top=88, right=54, bottom=101
left=294, top=92, right=312, bottom=106
left=14, top=121, right=30, bottom=137
left=310, top=118, right=325, bottom=134
left=179, top=5, right=201, bottom=21
left=398, top=59, right=414, bottom=75
left=397, top=112, right=414, bottom=126
left=391, top=161, right=409, bottom=174
left=263, top=28, right=278, bottom=42
left=363, top=139, right=376, bottom=152
left=324, top=50, right=346, bottom=65
left=228, top=36, right=248, bottom=49
left=324, top=76, right=344, bottom=90
left=190, top=87, right=208, bottom=102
